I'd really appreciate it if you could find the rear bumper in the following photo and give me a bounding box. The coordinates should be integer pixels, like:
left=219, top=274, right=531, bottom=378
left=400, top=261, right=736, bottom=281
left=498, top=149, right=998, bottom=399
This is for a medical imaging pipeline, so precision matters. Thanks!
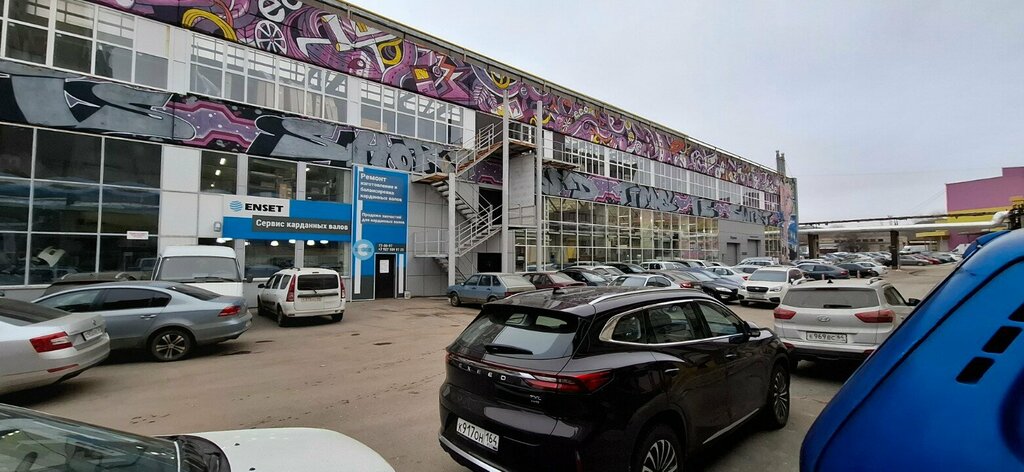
left=285, top=305, right=346, bottom=318
left=0, top=335, right=110, bottom=395
left=739, top=290, right=780, bottom=304
left=785, top=340, right=877, bottom=360
left=192, top=313, right=253, bottom=345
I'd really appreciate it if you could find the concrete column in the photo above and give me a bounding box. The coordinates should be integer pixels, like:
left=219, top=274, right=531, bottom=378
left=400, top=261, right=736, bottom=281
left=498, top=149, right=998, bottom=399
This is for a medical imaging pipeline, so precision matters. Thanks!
left=233, top=154, right=247, bottom=276
left=501, top=89, right=510, bottom=272
left=890, top=231, right=901, bottom=270
left=808, top=233, right=820, bottom=258
left=447, top=171, right=456, bottom=286
left=534, top=97, right=544, bottom=270
left=295, top=162, right=306, bottom=268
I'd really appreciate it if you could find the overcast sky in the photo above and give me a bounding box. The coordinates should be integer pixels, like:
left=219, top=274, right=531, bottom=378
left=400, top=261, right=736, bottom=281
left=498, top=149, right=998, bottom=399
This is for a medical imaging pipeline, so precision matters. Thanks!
left=348, top=0, right=1023, bottom=222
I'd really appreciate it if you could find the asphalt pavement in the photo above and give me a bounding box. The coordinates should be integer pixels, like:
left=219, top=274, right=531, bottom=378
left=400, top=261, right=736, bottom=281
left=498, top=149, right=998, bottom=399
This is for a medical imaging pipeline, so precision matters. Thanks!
left=0, top=265, right=954, bottom=472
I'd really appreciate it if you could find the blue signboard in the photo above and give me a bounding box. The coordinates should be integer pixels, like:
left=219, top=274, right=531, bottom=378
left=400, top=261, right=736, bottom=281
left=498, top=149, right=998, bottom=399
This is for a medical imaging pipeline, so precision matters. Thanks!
left=351, top=165, right=409, bottom=300
left=222, top=196, right=352, bottom=242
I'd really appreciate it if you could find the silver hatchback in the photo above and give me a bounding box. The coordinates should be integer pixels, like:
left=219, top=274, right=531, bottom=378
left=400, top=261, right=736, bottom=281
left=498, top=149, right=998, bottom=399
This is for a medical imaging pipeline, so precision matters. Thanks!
left=34, top=281, right=251, bottom=362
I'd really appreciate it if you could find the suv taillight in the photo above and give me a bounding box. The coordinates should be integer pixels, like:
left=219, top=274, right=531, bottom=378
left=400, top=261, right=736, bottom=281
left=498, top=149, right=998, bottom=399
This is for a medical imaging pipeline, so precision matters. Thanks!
left=218, top=305, right=241, bottom=317
left=774, top=307, right=797, bottom=320
left=523, top=370, right=612, bottom=393
left=855, top=309, right=894, bottom=323
left=285, top=275, right=296, bottom=302
left=31, top=332, right=73, bottom=353
left=339, top=276, right=345, bottom=299
left=679, top=282, right=694, bottom=288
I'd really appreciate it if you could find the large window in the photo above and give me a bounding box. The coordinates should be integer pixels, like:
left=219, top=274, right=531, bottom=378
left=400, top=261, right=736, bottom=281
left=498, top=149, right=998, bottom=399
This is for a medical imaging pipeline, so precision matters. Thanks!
left=200, top=151, right=237, bottom=194
left=1, top=0, right=169, bottom=88
left=304, top=241, right=350, bottom=276
left=0, top=125, right=161, bottom=286
left=360, top=81, right=464, bottom=144
left=305, top=164, right=351, bottom=203
left=247, top=157, right=295, bottom=199
left=244, top=239, right=294, bottom=279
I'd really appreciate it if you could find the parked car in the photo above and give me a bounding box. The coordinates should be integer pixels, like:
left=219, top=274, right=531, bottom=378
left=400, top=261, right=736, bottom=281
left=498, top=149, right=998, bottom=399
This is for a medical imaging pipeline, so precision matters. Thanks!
left=672, top=269, right=742, bottom=302
left=706, top=266, right=747, bottom=284
left=583, top=265, right=625, bottom=277
left=610, top=274, right=676, bottom=288
left=41, top=271, right=140, bottom=296
left=257, top=268, right=346, bottom=327
left=705, top=261, right=724, bottom=267
left=740, top=266, right=807, bottom=306
left=0, top=403, right=395, bottom=471
left=731, top=265, right=763, bottom=280
left=0, top=298, right=110, bottom=395
left=559, top=268, right=611, bottom=286
left=854, top=261, right=889, bottom=276
left=801, top=228, right=1023, bottom=471
left=898, top=255, right=930, bottom=266
left=522, top=272, right=586, bottom=289
left=34, top=281, right=251, bottom=362
left=640, top=261, right=686, bottom=271
left=798, top=264, right=850, bottom=281
left=605, top=262, right=646, bottom=274
left=439, top=287, right=790, bottom=471
left=447, top=273, right=536, bottom=306
left=773, top=279, right=917, bottom=366
left=152, top=246, right=244, bottom=297
left=835, top=263, right=880, bottom=278
left=739, top=257, right=776, bottom=266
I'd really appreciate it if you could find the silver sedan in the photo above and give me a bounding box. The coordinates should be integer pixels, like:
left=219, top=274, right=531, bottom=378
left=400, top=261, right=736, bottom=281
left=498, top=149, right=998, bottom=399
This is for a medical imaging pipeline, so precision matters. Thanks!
left=34, top=281, right=251, bottom=362
left=0, top=298, right=110, bottom=395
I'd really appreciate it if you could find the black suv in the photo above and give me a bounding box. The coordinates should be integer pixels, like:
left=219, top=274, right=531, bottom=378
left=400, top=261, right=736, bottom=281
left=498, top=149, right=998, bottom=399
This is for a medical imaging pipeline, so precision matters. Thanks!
left=439, top=286, right=791, bottom=472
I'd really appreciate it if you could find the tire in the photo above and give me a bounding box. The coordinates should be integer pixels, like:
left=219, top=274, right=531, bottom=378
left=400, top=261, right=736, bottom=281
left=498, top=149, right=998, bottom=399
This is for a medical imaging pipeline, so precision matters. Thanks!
left=149, top=328, right=193, bottom=362
left=256, top=297, right=266, bottom=317
left=449, top=293, right=461, bottom=307
left=331, top=312, right=344, bottom=323
left=762, top=363, right=790, bottom=429
left=632, top=425, right=682, bottom=472
left=276, top=306, right=290, bottom=327
left=740, top=300, right=749, bottom=307
left=486, top=296, right=498, bottom=303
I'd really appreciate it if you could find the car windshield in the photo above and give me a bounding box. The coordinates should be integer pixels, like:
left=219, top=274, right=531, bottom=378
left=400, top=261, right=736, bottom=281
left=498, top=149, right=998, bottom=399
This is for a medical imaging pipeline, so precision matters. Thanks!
left=165, top=284, right=221, bottom=301
left=499, top=275, right=535, bottom=288
left=0, top=405, right=181, bottom=472
left=450, top=306, right=581, bottom=360
left=156, top=257, right=240, bottom=283
left=0, top=299, right=67, bottom=326
left=749, top=271, right=787, bottom=282
left=612, top=276, right=647, bottom=287
left=686, top=271, right=715, bottom=281
left=548, top=273, right=576, bottom=284
left=784, top=288, right=880, bottom=309
left=576, top=272, right=606, bottom=283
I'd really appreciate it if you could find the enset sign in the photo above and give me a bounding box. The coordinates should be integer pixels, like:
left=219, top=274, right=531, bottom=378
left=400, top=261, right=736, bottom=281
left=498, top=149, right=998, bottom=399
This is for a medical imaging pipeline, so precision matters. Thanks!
left=223, top=196, right=291, bottom=218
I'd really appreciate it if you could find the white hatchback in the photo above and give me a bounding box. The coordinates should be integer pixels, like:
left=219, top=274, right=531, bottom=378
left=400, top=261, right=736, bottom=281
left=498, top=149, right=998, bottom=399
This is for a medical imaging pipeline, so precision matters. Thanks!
left=257, top=268, right=346, bottom=327
left=739, top=266, right=806, bottom=305
left=772, top=279, right=918, bottom=365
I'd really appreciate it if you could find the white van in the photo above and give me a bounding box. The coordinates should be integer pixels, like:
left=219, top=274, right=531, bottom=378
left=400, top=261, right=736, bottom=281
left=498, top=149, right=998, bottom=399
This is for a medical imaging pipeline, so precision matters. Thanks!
left=152, top=246, right=243, bottom=297
left=256, top=268, right=345, bottom=327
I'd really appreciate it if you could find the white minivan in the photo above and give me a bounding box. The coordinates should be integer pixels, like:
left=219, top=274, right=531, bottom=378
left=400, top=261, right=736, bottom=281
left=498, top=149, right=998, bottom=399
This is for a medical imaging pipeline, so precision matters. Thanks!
left=257, top=268, right=345, bottom=327
left=152, top=246, right=243, bottom=297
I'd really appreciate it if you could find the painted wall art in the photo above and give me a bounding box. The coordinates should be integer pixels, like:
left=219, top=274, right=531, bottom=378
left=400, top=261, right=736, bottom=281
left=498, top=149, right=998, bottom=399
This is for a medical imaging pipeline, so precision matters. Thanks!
left=542, top=168, right=783, bottom=227
left=0, top=60, right=450, bottom=172
left=87, top=0, right=784, bottom=194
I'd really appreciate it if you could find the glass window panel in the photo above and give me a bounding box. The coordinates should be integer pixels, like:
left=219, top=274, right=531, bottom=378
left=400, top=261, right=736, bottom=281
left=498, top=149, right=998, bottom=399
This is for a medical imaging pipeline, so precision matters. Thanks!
left=449, top=107, right=463, bottom=124
left=95, top=42, right=133, bottom=82
left=9, top=0, right=50, bottom=26
left=246, top=77, right=274, bottom=107
left=29, top=234, right=96, bottom=284
left=190, top=64, right=222, bottom=96
left=360, top=82, right=381, bottom=106
left=304, top=241, right=349, bottom=276
left=103, top=139, right=161, bottom=188
left=381, top=87, right=396, bottom=110
left=304, top=67, right=323, bottom=92
left=417, top=117, right=433, bottom=141
left=248, top=157, right=295, bottom=199
left=247, top=50, right=275, bottom=80
left=224, top=44, right=245, bottom=72
left=244, top=240, right=293, bottom=279
left=397, top=112, right=415, bottom=137
left=324, top=97, right=346, bottom=123
left=277, top=58, right=304, bottom=87
left=305, top=165, right=350, bottom=203
left=100, top=187, right=159, bottom=233
left=53, top=33, right=92, bottom=73
left=278, top=85, right=304, bottom=114
left=0, top=179, right=29, bottom=231
left=382, top=110, right=397, bottom=133
left=135, top=52, right=168, bottom=89
left=200, top=151, right=236, bottom=194
left=0, top=233, right=27, bottom=285
left=324, top=71, right=346, bottom=98
left=6, top=23, right=48, bottom=64
left=55, top=0, right=93, bottom=36
left=31, top=182, right=99, bottom=232
left=305, top=92, right=323, bottom=118
left=0, top=125, right=33, bottom=178
left=96, top=8, right=133, bottom=46
left=35, top=130, right=101, bottom=182
left=360, top=104, right=382, bottom=129
left=224, top=72, right=244, bottom=102
left=436, top=122, right=447, bottom=143
left=398, top=91, right=417, bottom=113
left=435, top=102, right=448, bottom=120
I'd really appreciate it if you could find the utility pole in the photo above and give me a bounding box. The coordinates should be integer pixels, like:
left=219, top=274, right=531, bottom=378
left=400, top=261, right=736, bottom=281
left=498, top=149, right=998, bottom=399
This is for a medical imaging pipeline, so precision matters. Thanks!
left=534, top=98, right=544, bottom=271
left=501, top=89, right=510, bottom=273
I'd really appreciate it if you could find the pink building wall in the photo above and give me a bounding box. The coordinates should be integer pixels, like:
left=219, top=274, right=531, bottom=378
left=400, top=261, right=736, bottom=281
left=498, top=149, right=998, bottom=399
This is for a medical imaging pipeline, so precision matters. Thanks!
left=946, top=167, right=1024, bottom=247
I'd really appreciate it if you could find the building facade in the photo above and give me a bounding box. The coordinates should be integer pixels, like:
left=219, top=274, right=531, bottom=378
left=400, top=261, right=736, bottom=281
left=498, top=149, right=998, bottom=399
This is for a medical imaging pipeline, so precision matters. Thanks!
left=0, top=0, right=797, bottom=298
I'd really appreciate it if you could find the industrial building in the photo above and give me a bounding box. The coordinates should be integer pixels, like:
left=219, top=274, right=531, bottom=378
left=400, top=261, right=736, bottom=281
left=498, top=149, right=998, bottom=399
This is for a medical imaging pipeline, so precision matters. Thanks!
left=0, top=0, right=797, bottom=298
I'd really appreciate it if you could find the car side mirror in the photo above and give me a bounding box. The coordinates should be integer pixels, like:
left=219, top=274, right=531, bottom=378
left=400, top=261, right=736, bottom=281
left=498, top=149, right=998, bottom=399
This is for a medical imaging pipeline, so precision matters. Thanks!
left=245, top=275, right=254, bottom=283
left=257, top=283, right=265, bottom=289
left=907, top=298, right=920, bottom=306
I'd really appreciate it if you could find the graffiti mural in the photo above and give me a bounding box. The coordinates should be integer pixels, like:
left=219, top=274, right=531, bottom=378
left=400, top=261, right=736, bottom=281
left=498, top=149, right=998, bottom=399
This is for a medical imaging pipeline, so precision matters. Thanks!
left=86, top=0, right=783, bottom=194
left=542, top=168, right=783, bottom=227
left=781, top=177, right=799, bottom=261
left=0, top=60, right=450, bottom=172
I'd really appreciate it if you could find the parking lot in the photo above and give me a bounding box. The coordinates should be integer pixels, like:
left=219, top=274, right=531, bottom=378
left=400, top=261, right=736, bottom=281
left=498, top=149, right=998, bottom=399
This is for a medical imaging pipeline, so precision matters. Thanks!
left=1, top=265, right=953, bottom=472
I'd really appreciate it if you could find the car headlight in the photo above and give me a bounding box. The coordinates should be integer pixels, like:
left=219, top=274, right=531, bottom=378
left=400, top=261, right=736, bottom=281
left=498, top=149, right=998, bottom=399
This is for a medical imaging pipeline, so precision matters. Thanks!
left=769, top=286, right=783, bottom=292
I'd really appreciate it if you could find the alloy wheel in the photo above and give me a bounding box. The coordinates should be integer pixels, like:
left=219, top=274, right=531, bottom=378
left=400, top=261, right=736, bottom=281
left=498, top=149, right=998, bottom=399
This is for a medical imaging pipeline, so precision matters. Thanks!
left=772, top=370, right=790, bottom=423
left=642, top=439, right=679, bottom=472
left=154, top=332, right=188, bottom=361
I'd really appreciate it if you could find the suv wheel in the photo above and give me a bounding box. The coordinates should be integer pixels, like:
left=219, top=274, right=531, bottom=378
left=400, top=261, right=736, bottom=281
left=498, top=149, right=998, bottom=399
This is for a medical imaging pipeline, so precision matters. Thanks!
left=256, top=297, right=266, bottom=316
left=632, top=425, right=681, bottom=472
left=331, top=312, right=343, bottom=323
left=486, top=295, right=498, bottom=303
left=276, top=306, right=290, bottom=327
left=149, top=328, right=192, bottom=362
left=449, top=293, right=461, bottom=307
left=762, top=363, right=790, bottom=429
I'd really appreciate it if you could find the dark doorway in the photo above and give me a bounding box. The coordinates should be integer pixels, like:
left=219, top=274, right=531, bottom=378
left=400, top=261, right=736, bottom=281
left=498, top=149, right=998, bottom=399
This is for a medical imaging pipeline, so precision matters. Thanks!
left=478, top=253, right=501, bottom=272
left=727, top=243, right=740, bottom=266
left=374, top=254, right=397, bottom=299
left=479, top=188, right=502, bottom=222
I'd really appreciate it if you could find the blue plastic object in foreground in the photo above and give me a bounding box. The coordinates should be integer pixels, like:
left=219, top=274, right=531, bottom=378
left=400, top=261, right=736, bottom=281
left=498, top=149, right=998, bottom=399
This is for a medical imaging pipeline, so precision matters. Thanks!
left=801, top=229, right=1024, bottom=471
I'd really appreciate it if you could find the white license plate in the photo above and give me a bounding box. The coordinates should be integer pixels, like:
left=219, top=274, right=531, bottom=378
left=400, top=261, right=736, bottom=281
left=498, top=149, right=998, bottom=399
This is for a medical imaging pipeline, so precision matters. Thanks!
left=748, top=293, right=765, bottom=299
left=82, top=327, right=103, bottom=341
left=806, top=332, right=848, bottom=343
left=456, top=418, right=499, bottom=452
left=302, top=296, right=321, bottom=302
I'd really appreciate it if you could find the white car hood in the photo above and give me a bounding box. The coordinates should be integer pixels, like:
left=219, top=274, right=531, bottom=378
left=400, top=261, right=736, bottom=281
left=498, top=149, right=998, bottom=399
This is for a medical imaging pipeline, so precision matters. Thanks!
left=191, top=428, right=394, bottom=472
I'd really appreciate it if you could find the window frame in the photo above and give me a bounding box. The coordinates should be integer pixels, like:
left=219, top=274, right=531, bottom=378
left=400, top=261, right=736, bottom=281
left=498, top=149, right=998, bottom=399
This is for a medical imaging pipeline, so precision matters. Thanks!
left=599, top=299, right=747, bottom=347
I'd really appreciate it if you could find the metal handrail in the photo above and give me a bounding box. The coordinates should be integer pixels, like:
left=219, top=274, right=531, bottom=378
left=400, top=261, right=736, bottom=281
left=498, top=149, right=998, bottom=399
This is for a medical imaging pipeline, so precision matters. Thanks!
left=411, top=229, right=448, bottom=256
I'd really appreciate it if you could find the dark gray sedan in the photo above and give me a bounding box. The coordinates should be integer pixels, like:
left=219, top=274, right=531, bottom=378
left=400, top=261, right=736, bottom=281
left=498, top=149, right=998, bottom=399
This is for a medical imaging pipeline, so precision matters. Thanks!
left=34, top=282, right=251, bottom=362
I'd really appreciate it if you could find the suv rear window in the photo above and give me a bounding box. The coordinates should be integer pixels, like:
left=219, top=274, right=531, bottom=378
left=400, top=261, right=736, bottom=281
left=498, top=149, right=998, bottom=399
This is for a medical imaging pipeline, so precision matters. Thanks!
left=297, top=274, right=339, bottom=290
left=784, top=288, right=880, bottom=309
left=450, top=307, right=581, bottom=360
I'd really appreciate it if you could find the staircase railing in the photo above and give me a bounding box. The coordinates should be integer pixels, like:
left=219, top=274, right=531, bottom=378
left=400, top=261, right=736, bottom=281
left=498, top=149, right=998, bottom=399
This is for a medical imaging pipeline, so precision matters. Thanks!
left=455, top=204, right=502, bottom=254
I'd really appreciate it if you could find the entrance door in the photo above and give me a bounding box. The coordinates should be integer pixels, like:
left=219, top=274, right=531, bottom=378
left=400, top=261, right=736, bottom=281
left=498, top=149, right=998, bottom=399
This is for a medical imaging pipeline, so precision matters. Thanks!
left=727, top=243, right=740, bottom=266
left=478, top=253, right=501, bottom=272
left=746, top=240, right=761, bottom=258
left=374, top=254, right=396, bottom=299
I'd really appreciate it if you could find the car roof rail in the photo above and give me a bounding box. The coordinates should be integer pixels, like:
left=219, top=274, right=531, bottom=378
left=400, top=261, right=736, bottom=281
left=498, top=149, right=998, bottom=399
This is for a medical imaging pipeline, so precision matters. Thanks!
left=587, top=287, right=686, bottom=305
